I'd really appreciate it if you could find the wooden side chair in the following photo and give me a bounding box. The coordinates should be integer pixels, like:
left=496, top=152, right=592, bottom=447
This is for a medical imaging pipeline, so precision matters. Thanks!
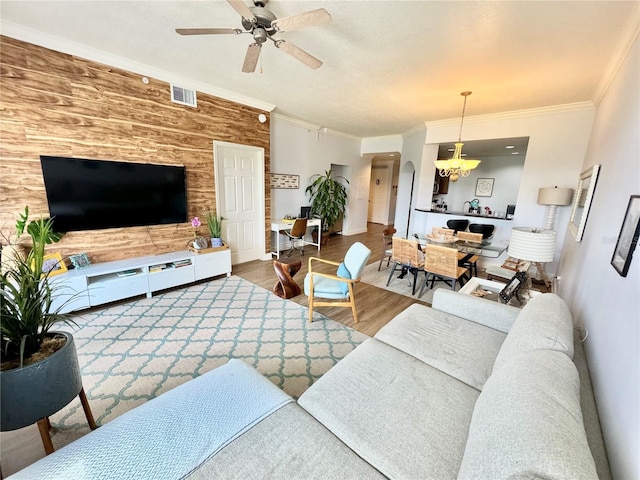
left=280, top=218, right=308, bottom=256
left=378, top=227, right=397, bottom=270
left=386, top=237, right=425, bottom=295
left=304, top=242, right=371, bottom=323
left=420, top=244, right=468, bottom=297
left=456, top=231, right=483, bottom=276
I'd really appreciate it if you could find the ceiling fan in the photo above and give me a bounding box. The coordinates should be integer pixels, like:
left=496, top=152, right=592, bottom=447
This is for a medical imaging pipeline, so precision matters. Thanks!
left=176, top=0, right=331, bottom=73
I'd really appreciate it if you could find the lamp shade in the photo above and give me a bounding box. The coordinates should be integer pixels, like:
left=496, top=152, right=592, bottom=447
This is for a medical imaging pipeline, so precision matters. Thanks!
left=508, top=227, right=557, bottom=263
left=537, top=187, right=573, bottom=206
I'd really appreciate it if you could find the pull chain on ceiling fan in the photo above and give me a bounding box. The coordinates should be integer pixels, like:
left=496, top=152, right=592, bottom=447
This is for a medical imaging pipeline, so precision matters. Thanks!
left=175, top=0, right=331, bottom=73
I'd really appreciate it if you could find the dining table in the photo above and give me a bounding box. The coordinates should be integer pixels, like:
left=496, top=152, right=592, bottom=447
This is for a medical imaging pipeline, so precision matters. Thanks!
left=414, top=233, right=509, bottom=259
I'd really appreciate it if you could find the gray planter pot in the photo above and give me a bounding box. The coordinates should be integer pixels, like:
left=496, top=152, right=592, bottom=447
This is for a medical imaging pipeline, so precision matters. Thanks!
left=1, top=331, right=82, bottom=431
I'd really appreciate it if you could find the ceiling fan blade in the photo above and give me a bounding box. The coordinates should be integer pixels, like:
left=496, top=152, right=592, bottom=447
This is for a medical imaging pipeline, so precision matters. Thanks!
left=176, top=28, right=242, bottom=35
left=275, top=40, right=322, bottom=69
left=272, top=8, right=331, bottom=32
left=227, top=0, right=255, bottom=21
left=242, top=43, right=262, bottom=73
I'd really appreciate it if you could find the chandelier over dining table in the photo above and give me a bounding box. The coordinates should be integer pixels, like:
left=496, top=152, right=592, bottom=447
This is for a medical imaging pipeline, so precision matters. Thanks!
left=434, top=91, right=481, bottom=182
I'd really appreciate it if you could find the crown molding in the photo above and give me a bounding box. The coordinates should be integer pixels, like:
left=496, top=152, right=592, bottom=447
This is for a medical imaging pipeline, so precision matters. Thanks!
left=402, top=123, right=427, bottom=138
left=0, top=21, right=276, bottom=112
left=592, top=3, right=640, bottom=105
left=424, top=101, right=595, bottom=128
left=271, top=113, right=360, bottom=141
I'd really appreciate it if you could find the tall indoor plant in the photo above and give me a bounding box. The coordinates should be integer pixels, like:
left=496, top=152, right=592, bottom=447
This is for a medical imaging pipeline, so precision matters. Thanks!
left=305, top=169, right=348, bottom=244
left=0, top=208, right=92, bottom=444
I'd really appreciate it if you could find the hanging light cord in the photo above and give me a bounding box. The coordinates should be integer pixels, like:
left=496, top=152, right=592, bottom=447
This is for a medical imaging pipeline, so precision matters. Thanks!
left=458, top=91, right=471, bottom=142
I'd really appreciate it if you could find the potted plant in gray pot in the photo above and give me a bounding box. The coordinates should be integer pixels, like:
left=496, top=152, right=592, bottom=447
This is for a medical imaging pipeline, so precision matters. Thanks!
left=204, top=209, right=224, bottom=247
left=0, top=208, right=96, bottom=453
left=305, top=169, right=348, bottom=245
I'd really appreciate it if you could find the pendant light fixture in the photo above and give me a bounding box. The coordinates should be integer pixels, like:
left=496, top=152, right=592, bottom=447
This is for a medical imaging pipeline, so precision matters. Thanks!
left=434, top=91, right=481, bottom=182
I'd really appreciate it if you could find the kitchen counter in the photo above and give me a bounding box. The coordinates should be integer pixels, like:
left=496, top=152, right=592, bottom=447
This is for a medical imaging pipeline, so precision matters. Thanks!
left=415, top=208, right=512, bottom=221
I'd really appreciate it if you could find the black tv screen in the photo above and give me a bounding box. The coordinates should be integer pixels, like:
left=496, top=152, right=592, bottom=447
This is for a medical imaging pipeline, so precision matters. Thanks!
left=40, top=156, right=187, bottom=232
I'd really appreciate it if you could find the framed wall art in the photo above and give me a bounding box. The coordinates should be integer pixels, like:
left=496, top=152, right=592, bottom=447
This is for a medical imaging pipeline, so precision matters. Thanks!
left=475, top=178, right=494, bottom=197
left=270, top=174, right=299, bottom=189
left=569, top=164, right=600, bottom=241
left=611, top=195, right=640, bottom=277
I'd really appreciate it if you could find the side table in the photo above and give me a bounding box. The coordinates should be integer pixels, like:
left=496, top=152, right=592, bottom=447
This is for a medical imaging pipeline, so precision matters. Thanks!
left=459, top=277, right=540, bottom=308
left=273, top=257, right=302, bottom=299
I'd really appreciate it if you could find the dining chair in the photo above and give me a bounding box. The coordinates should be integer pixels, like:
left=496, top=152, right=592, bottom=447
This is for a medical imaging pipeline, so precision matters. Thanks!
left=456, top=231, right=482, bottom=277
left=280, top=218, right=308, bottom=256
left=386, top=237, right=425, bottom=295
left=420, top=244, right=469, bottom=297
left=431, top=227, right=455, bottom=237
left=378, top=227, right=397, bottom=271
left=304, top=242, right=371, bottom=323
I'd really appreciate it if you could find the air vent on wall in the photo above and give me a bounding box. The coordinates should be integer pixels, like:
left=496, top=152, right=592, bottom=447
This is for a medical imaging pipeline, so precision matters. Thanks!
left=170, top=84, right=197, bottom=107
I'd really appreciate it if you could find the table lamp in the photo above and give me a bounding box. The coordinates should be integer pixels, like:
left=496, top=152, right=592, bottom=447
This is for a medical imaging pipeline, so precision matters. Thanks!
left=507, top=227, right=557, bottom=287
left=537, top=186, right=574, bottom=230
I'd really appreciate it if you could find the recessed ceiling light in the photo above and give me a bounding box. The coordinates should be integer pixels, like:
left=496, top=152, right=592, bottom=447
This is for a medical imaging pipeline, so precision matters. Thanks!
left=448, top=148, right=455, bottom=152
left=461, top=153, right=467, bottom=157
left=511, top=152, right=520, bottom=155
left=505, top=145, right=515, bottom=149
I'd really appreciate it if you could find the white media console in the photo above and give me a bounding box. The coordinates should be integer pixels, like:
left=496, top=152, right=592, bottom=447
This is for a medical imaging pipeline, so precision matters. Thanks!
left=51, top=248, right=232, bottom=314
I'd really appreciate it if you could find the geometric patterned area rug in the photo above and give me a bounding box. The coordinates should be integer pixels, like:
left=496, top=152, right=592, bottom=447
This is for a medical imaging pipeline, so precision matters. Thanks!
left=361, top=262, right=436, bottom=304
left=50, top=275, right=368, bottom=447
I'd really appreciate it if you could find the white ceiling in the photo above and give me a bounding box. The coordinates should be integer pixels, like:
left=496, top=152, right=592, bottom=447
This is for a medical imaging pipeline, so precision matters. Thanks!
left=1, top=1, right=638, bottom=138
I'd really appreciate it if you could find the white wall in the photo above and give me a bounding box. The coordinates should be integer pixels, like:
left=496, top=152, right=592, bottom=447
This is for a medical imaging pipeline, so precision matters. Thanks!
left=558, top=34, right=640, bottom=480
left=394, top=129, right=428, bottom=237
left=437, top=154, right=525, bottom=215
left=270, top=116, right=366, bottom=235
left=412, top=106, right=596, bottom=275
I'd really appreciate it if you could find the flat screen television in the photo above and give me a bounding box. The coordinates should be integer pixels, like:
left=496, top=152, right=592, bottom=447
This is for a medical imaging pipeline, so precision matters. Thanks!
left=40, top=156, right=187, bottom=232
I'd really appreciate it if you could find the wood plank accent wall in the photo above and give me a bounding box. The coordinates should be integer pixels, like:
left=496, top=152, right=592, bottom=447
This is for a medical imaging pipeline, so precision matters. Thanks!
left=0, top=36, right=271, bottom=264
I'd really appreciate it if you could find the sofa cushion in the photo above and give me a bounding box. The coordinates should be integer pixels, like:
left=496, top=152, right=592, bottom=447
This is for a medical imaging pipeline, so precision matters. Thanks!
left=298, top=338, right=479, bottom=480
left=493, top=293, right=574, bottom=371
left=458, top=350, right=598, bottom=479
left=185, top=403, right=385, bottom=480
left=374, top=303, right=506, bottom=390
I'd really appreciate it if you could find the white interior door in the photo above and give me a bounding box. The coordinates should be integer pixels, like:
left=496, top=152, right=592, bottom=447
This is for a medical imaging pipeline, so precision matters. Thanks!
left=368, top=165, right=391, bottom=224
left=213, top=141, right=265, bottom=265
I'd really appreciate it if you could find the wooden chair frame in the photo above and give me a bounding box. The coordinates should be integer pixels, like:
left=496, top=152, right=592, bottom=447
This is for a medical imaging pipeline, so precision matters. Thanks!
left=386, top=238, right=425, bottom=295
left=420, top=244, right=468, bottom=297
left=306, top=257, right=363, bottom=323
left=378, top=227, right=396, bottom=271
left=281, top=218, right=308, bottom=256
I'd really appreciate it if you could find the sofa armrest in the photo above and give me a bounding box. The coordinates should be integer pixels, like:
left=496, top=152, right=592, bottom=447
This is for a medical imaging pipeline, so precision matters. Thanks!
left=9, top=359, right=293, bottom=480
left=432, top=289, right=520, bottom=333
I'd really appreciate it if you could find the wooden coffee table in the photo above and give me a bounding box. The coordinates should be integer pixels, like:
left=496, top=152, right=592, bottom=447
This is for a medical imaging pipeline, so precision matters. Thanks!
left=273, top=257, right=302, bottom=299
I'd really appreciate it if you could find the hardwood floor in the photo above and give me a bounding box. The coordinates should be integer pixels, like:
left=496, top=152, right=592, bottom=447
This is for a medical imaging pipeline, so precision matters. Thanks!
left=234, top=223, right=428, bottom=337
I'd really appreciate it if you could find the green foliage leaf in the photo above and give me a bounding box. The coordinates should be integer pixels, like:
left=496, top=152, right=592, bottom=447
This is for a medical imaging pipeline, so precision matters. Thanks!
left=305, top=170, right=348, bottom=231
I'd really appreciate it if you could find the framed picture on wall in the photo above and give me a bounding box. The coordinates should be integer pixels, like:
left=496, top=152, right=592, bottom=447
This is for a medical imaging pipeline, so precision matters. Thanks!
left=475, top=178, right=494, bottom=197
left=611, top=195, right=640, bottom=277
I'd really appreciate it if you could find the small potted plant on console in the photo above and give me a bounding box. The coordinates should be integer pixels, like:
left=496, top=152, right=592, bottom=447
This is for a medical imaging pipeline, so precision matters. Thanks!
left=204, top=209, right=224, bottom=247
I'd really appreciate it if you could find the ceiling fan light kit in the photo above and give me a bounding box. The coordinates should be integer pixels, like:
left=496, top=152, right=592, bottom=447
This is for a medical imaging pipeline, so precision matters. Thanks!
left=435, top=91, right=481, bottom=182
left=176, top=0, right=331, bottom=73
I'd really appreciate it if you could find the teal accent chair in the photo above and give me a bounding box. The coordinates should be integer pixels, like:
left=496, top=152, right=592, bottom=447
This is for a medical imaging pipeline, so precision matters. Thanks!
left=304, top=242, right=372, bottom=323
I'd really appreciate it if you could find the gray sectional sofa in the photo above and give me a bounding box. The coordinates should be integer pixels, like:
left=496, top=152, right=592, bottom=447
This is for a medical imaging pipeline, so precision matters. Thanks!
left=10, top=290, right=610, bottom=479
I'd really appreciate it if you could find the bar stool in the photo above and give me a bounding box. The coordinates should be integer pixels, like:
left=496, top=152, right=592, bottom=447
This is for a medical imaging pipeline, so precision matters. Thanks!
left=469, top=223, right=495, bottom=240
left=446, top=219, right=469, bottom=233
